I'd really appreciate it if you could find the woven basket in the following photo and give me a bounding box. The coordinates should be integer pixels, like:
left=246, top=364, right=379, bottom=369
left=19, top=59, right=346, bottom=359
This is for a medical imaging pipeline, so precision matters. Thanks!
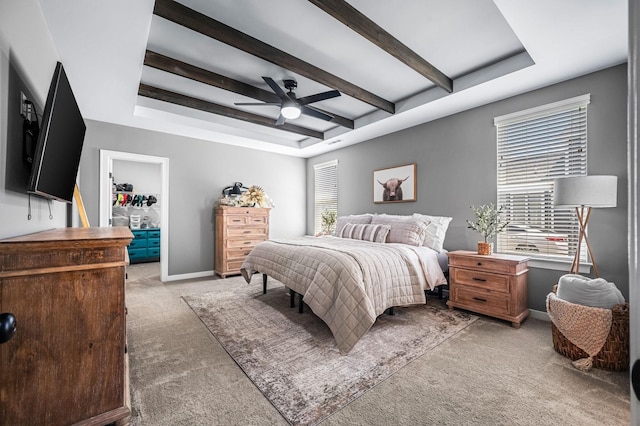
left=550, top=285, right=630, bottom=371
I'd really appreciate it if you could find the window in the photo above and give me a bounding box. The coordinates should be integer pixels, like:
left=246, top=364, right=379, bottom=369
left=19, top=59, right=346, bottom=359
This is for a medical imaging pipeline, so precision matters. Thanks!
left=494, top=94, right=590, bottom=264
left=314, top=160, right=338, bottom=234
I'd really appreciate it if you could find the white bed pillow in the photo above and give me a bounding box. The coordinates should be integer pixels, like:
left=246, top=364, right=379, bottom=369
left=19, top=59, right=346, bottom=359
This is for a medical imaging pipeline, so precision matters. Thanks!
left=371, top=215, right=428, bottom=246
left=556, top=274, right=625, bottom=309
left=340, top=223, right=391, bottom=243
left=412, top=213, right=453, bottom=253
left=334, top=214, right=373, bottom=236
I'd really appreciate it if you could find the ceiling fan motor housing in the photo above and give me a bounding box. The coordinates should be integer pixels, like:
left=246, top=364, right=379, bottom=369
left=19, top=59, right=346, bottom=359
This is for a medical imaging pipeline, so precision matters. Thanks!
left=283, top=79, right=297, bottom=91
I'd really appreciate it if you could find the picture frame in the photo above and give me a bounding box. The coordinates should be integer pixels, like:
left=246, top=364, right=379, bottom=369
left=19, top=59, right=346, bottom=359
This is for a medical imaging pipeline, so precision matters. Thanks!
left=373, top=163, right=417, bottom=203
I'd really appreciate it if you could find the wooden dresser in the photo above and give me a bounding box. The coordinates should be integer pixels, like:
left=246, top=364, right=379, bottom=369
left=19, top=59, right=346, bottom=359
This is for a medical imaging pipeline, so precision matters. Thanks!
left=0, top=227, right=133, bottom=426
left=447, top=250, right=529, bottom=328
left=214, top=206, right=270, bottom=277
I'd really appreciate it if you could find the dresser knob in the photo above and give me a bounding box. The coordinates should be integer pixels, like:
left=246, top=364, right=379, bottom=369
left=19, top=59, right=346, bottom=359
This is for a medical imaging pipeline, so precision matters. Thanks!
left=477, top=262, right=482, bottom=266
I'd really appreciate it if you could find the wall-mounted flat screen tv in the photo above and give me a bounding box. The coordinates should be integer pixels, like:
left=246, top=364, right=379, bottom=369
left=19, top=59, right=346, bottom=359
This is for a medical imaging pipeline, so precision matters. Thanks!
left=27, top=62, right=86, bottom=203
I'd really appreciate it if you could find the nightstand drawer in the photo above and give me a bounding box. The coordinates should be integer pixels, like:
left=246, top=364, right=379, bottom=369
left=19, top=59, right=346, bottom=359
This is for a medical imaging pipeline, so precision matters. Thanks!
left=449, top=256, right=513, bottom=274
left=453, top=286, right=511, bottom=316
left=452, top=268, right=509, bottom=293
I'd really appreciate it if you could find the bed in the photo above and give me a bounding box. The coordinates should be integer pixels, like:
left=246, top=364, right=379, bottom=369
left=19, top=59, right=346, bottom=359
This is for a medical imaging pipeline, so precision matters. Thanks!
left=240, top=213, right=452, bottom=353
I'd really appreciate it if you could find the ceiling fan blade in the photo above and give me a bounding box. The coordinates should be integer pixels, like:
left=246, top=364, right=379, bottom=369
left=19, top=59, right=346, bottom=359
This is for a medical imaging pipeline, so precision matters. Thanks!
left=301, top=105, right=333, bottom=121
left=275, top=113, right=287, bottom=126
left=297, top=90, right=341, bottom=105
left=234, top=102, right=281, bottom=106
left=262, top=77, right=288, bottom=100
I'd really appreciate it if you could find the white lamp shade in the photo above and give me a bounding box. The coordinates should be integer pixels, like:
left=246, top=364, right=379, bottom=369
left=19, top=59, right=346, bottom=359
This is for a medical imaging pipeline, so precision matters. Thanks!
left=553, top=175, right=618, bottom=208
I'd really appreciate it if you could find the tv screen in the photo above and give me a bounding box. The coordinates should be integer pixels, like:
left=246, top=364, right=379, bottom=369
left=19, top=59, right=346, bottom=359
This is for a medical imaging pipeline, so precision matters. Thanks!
left=27, top=62, right=86, bottom=203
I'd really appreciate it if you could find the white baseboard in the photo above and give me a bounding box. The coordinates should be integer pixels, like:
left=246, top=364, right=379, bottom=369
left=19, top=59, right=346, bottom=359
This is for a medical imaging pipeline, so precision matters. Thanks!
left=529, top=308, right=550, bottom=322
left=165, top=270, right=215, bottom=282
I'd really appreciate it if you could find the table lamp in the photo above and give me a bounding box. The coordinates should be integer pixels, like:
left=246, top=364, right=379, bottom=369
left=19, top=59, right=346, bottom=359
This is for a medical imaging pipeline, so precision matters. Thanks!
left=553, top=175, right=617, bottom=277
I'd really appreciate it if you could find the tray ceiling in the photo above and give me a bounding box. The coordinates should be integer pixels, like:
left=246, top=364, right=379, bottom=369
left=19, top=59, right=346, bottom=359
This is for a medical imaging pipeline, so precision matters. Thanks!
left=38, top=0, right=627, bottom=157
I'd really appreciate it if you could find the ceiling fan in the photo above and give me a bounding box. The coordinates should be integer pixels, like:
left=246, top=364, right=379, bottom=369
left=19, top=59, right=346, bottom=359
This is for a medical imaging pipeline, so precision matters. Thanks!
left=235, top=77, right=341, bottom=125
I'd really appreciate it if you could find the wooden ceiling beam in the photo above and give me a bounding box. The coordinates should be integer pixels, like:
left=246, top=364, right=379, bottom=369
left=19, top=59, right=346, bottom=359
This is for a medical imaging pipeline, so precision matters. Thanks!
left=138, top=83, right=325, bottom=140
left=308, top=0, right=453, bottom=93
left=143, top=50, right=354, bottom=129
left=153, top=0, right=395, bottom=114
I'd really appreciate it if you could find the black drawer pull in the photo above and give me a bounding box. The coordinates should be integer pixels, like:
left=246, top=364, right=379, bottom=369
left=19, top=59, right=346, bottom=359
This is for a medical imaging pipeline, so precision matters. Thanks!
left=472, top=277, right=487, bottom=282
left=472, top=297, right=487, bottom=302
left=477, top=262, right=482, bottom=266
left=244, top=230, right=251, bottom=233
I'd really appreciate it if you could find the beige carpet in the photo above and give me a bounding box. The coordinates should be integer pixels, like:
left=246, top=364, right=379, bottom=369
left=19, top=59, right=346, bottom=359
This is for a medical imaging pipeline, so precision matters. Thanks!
left=125, top=263, right=630, bottom=425
left=182, top=280, right=477, bottom=425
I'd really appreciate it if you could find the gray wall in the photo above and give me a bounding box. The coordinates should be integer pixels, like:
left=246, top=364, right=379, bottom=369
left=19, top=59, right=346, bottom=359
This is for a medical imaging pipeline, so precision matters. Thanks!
left=307, top=64, right=628, bottom=312
left=80, top=121, right=306, bottom=276
left=0, top=0, right=68, bottom=239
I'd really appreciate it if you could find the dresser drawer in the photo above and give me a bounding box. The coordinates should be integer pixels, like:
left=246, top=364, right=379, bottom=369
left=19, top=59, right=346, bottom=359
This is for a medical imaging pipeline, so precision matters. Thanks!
left=227, top=238, right=265, bottom=248
left=228, top=248, right=254, bottom=260
left=226, top=260, right=245, bottom=272
left=227, top=227, right=268, bottom=237
left=452, top=285, right=511, bottom=316
left=147, top=238, right=160, bottom=248
left=131, top=229, right=148, bottom=239
left=129, top=238, right=147, bottom=249
left=128, top=247, right=148, bottom=260
left=247, top=216, right=268, bottom=225
left=226, top=216, right=250, bottom=226
left=147, top=229, right=161, bottom=239
left=451, top=268, right=510, bottom=293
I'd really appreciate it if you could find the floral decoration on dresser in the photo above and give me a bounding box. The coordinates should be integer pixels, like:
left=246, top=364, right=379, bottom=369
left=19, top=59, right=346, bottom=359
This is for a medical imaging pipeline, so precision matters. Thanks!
left=217, top=185, right=275, bottom=208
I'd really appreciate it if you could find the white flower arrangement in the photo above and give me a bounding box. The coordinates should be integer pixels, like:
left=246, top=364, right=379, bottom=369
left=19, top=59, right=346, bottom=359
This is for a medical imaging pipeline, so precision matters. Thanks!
left=217, top=185, right=275, bottom=208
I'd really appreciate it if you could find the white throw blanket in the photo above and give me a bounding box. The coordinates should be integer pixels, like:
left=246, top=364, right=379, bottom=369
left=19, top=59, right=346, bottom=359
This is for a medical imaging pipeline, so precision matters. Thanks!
left=241, top=236, right=447, bottom=353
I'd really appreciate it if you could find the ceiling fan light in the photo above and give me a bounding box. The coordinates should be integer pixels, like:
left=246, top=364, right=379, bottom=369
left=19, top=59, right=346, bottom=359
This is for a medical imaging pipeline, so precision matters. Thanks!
left=281, top=103, right=301, bottom=119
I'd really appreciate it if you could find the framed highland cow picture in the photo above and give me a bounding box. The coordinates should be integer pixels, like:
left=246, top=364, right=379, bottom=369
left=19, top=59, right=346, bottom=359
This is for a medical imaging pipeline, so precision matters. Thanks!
left=373, top=163, right=417, bottom=203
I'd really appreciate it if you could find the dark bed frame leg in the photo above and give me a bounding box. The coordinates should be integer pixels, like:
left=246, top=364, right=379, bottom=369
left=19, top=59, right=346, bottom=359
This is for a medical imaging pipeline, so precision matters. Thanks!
left=289, top=288, right=295, bottom=308
left=298, top=293, right=304, bottom=313
left=385, top=307, right=395, bottom=316
left=262, top=274, right=267, bottom=294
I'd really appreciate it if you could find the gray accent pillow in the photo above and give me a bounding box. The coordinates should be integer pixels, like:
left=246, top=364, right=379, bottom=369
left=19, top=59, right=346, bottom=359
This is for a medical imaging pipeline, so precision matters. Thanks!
left=556, top=274, right=625, bottom=309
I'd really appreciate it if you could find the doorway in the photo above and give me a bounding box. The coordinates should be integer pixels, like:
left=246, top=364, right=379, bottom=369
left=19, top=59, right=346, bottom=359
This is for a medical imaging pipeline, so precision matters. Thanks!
left=99, top=150, right=169, bottom=282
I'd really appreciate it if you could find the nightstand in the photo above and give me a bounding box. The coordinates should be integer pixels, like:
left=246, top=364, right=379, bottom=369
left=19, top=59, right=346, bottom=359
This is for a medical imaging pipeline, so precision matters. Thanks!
left=446, top=250, right=529, bottom=328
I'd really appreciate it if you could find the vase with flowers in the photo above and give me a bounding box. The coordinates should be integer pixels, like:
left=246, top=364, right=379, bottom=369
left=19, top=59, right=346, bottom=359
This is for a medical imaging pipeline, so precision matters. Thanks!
left=466, top=203, right=509, bottom=255
left=239, top=185, right=275, bottom=208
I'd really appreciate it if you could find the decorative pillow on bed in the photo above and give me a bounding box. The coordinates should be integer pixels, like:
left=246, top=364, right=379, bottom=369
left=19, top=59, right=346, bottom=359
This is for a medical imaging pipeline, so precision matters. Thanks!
left=412, top=213, right=453, bottom=253
left=340, top=223, right=391, bottom=243
left=334, top=214, right=373, bottom=236
left=370, top=215, right=429, bottom=246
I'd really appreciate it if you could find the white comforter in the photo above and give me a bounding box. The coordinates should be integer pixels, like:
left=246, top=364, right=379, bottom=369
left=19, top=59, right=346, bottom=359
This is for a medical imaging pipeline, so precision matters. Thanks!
left=240, top=236, right=447, bottom=353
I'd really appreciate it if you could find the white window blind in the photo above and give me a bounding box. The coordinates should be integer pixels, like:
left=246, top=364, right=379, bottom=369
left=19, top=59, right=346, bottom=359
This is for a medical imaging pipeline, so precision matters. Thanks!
left=494, top=94, right=590, bottom=263
left=314, top=160, right=338, bottom=234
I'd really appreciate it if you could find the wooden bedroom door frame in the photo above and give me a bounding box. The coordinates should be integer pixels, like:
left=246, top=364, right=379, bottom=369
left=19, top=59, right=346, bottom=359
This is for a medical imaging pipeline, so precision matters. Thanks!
left=98, top=150, right=170, bottom=282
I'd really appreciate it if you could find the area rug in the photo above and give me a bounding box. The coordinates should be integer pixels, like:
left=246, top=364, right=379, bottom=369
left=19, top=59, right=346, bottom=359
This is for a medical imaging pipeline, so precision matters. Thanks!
left=183, top=279, right=477, bottom=425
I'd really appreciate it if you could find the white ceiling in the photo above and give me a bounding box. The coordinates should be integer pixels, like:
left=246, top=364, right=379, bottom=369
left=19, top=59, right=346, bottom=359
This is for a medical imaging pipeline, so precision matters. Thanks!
left=39, top=0, right=628, bottom=158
